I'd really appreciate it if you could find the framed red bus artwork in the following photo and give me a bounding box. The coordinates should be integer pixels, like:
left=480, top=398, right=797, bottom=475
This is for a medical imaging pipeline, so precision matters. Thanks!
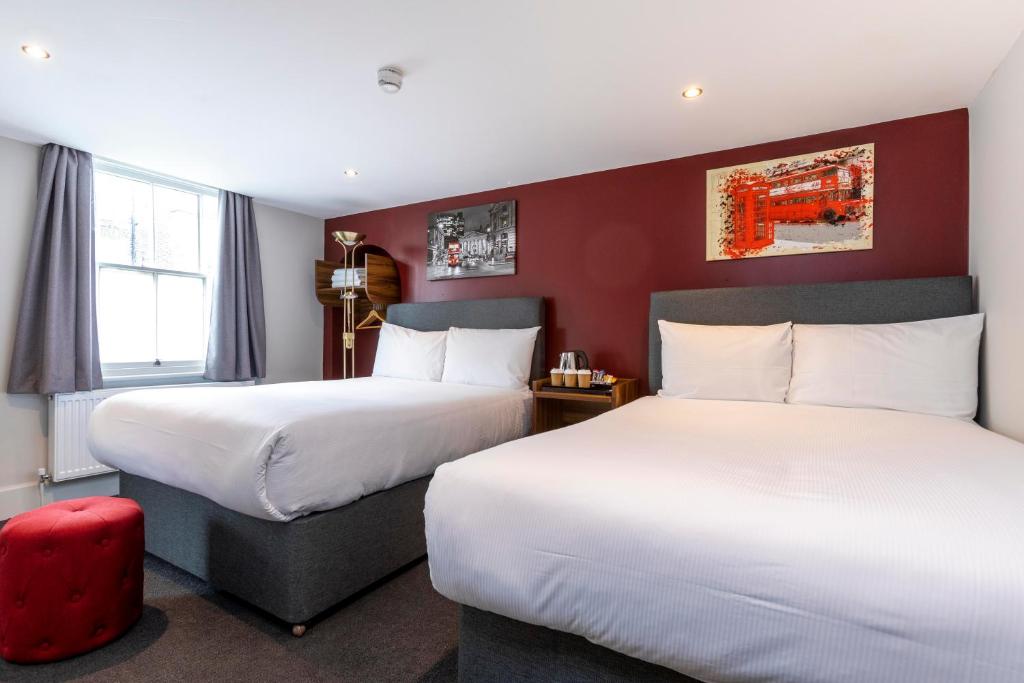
left=706, top=144, right=874, bottom=261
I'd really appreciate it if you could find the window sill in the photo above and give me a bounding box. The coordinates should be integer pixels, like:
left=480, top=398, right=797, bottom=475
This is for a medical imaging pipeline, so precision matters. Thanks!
left=101, top=373, right=209, bottom=389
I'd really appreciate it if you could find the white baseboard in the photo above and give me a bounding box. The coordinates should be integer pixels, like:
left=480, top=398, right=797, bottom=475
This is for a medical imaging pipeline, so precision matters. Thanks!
left=0, top=473, right=120, bottom=521
left=0, top=481, right=41, bottom=521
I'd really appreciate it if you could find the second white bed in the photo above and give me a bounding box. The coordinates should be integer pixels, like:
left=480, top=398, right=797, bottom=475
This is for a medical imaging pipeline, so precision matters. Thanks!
left=89, top=376, right=530, bottom=521
left=426, top=396, right=1024, bottom=683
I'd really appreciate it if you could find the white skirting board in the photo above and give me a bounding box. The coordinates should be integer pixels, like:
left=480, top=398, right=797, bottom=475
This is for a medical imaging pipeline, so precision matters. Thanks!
left=0, top=474, right=120, bottom=522
left=0, top=482, right=40, bottom=522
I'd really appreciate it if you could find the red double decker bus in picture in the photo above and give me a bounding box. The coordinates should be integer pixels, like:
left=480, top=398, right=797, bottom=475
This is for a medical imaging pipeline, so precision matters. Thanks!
left=767, top=163, right=865, bottom=225
left=730, top=179, right=773, bottom=251
left=447, top=242, right=462, bottom=267
left=728, top=162, right=867, bottom=253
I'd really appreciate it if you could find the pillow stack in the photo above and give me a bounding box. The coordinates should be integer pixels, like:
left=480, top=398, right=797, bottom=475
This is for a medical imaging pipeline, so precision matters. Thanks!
left=658, top=314, right=984, bottom=420
left=372, top=322, right=540, bottom=390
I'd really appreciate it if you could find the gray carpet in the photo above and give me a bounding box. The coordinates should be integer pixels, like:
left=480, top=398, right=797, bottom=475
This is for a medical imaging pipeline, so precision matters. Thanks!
left=0, top=555, right=458, bottom=682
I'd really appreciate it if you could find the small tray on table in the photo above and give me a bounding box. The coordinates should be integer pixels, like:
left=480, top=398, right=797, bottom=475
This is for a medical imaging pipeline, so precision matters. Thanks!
left=540, top=384, right=614, bottom=395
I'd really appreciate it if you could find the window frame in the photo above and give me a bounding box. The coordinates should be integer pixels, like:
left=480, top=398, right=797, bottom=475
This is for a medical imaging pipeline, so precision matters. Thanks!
left=93, top=159, right=219, bottom=382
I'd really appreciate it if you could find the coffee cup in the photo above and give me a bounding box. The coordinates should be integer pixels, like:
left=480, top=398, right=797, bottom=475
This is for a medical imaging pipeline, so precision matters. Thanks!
left=563, top=370, right=578, bottom=388
left=550, top=369, right=564, bottom=386
left=577, top=369, right=591, bottom=389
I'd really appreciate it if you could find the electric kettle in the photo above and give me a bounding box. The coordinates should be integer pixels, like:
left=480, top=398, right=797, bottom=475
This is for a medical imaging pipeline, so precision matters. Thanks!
left=558, top=350, right=589, bottom=372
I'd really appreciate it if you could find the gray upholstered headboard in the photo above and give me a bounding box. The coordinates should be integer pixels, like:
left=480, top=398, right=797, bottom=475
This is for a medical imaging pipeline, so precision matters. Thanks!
left=649, top=276, right=973, bottom=394
left=387, top=297, right=546, bottom=381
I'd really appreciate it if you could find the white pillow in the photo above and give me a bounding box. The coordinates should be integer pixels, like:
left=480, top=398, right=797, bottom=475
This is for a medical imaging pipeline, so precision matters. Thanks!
left=441, top=326, right=540, bottom=389
left=786, top=314, right=984, bottom=419
left=658, top=320, right=793, bottom=402
left=372, top=322, right=447, bottom=382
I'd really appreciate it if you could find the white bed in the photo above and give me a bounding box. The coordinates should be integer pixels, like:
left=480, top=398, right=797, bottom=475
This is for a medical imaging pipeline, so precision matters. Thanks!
left=426, top=396, right=1024, bottom=683
left=90, top=376, right=530, bottom=522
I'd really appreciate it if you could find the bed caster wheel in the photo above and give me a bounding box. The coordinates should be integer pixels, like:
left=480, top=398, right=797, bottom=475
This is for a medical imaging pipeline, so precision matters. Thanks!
left=292, top=624, right=307, bottom=638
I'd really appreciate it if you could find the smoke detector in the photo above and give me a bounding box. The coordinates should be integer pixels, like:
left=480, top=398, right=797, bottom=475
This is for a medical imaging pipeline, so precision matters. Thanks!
left=377, top=66, right=403, bottom=94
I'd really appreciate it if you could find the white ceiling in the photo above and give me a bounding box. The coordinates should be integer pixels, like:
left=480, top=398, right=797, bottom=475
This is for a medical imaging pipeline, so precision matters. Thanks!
left=1, top=1, right=1022, bottom=219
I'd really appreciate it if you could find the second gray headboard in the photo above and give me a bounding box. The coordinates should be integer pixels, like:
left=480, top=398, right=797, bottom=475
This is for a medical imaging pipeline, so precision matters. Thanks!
left=386, top=296, right=546, bottom=381
left=649, top=276, right=973, bottom=394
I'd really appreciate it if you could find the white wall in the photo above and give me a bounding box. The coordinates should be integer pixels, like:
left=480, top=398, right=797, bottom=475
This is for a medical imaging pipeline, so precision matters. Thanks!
left=253, top=202, right=324, bottom=384
left=0, top=136, right=49, bottom=518
left=969, top=30, right=1024, bottom=442
left=0, top=135, right=323, bottom=518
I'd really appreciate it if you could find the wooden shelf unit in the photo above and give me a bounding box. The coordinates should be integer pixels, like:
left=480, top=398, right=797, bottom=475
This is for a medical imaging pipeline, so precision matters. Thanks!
left=530, top=377, right=639, bottom=434
left=314, top=246, right=400, bottom=323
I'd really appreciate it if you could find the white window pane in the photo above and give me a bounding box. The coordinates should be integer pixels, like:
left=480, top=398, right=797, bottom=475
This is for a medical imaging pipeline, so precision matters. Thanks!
left=200, top=193, right=220, bottom=275
left=98, top=268, right=156, bottom=363
left=157, top=275, right=205, bottom=361
left=153, top=186, right=200, bottom=271
left=94, top=172, right=153, bottom=267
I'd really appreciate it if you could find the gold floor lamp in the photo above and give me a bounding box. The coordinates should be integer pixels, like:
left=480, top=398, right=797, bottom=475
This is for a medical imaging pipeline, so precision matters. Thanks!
left=331, top=230, right=366, bottom=379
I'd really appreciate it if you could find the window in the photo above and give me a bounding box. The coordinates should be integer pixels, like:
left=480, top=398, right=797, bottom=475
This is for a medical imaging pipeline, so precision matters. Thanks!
left=93, top=160, right=219, bottom=380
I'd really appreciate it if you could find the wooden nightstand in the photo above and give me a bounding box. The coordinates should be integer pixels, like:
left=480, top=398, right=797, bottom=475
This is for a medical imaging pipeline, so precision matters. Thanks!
left=531, top=378, right=640, bottom=434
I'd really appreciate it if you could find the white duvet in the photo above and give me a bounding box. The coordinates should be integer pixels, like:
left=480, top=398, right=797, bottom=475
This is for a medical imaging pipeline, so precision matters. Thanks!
left=426, top=397, right=1024, bottom=683
left=89, top=377, right=530, bottom=521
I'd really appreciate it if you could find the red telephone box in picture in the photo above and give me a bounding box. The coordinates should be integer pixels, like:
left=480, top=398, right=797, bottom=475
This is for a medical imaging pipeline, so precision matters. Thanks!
left=730, top=180, right=774, bottom=250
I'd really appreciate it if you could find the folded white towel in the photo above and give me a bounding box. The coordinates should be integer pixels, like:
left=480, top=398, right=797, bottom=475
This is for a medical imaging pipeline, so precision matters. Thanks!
left=332, top=268, right=366, bottom=287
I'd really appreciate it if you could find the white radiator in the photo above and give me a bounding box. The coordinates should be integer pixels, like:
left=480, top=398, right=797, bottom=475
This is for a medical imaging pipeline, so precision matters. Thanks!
left=48, top=381, right=253, bottom=483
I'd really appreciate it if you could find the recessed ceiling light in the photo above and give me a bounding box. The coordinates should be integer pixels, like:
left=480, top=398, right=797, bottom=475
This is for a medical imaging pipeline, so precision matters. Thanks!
left=20, top=44, right=51, bottom=60
left=343, top=169, right=359, bottom=177
left=682, top=86, right=703, bottom=99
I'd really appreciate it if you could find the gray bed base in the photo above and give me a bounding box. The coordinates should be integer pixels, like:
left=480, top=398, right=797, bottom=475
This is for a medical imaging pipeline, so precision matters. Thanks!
left=122, top=472, right=429, bottom=626
left=458, top=276, right=974, bottom=682
left=123, top=296, right=546, bottom=631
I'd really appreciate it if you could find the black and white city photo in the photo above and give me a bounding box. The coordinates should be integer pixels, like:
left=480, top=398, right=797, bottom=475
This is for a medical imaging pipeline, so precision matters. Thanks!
left=427, top=201, right=516, bottom=280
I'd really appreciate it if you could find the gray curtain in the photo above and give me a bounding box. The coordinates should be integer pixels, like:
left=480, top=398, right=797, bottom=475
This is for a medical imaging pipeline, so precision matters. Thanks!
left=205, top=190, right=267, bottom=381
left=8, top=144, right=102, bottom=394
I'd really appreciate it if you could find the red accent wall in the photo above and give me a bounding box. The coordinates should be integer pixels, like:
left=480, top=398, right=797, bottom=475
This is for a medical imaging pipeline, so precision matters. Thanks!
left=325, top=109, right=969, bottom=388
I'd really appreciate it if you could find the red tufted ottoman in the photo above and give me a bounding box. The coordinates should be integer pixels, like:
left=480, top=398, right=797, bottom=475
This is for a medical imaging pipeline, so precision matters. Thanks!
left=0, top=497, right=144, bottom=663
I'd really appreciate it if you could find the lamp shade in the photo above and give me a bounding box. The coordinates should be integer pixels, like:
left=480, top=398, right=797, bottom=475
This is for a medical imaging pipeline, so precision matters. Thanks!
left=332, top=230, right=366, bottom=246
